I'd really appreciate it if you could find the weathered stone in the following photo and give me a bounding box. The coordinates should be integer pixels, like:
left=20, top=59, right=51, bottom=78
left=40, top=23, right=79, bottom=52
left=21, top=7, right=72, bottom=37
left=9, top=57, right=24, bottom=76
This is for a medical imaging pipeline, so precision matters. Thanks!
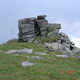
left=44, top=42, right=65, bottom=51
left=37, top=15, right=47, bottom=20
left=55, top=54, right=69, bottom=58
left=20, top=24, right=34, bottom=33
left=21, top=61, right=35, bottom=67
left=46, top=24, right=61, bottom=37
left=18, top=15, right=80, bottom=58
left=18, top=18, right=36, bottom=24
left=59, top=32, right=71, bottom=44
left=18, top=15, right=61, bottom=42
left=47, top=31, right=58, bottom=37
left=47, top=24, right=61, bottom=29
left=71, top=46, right=80, bottom=57
left=34, top=52, right=47, bottom=55
left=27, top=56, right=42, bottom=60
left=6, top=48, right=33, bottom=54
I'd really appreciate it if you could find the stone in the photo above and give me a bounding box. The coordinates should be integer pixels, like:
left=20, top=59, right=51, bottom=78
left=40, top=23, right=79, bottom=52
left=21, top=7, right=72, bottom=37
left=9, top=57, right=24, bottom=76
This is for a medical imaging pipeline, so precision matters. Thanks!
left=21, top=24, right=34, bottom=33
left=44, top=42, right=75, bottom=56
left=59, top=32, right=71, bottom=44
left=17, top=15, right=80, bottom=58
left=18, top=17, right=36, bottom=42
left=33, top=39, right=41, bottom=44
left=37, top=15, right=47, bottom=20
left=6, top=50, right=18, bottom=54
left=17, top=48, right=33, bottom=54
left=18, top=18, right=36, bottom=24
left=47, top=24, right=61, bottom=29
left=18, top=15, right=61, bottom=42
left=6, top=48, right=33, bottom=54
left=21, top=61, right=35, bottom=67
left=46, top=24, right=61, bottom=37
left=27, top=56, right=42, bottom=60
left=44, top=42, right=65, bottom=51
left=47, top=31, right=58, bottom=37
left=55, top=54, right=69, bottom=58
left=34, top=52, right=47, bottom=55
left=64, top=48, right=74, bottom=56
left=36, top=20, right=48, bottom=37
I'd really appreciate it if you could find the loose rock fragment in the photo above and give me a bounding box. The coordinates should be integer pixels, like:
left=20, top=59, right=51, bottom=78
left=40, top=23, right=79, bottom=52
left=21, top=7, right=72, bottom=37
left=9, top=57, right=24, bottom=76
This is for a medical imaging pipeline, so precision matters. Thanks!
left=21, top=61, right=35, bottom=67
left=6, top=48, right=33, bottom=54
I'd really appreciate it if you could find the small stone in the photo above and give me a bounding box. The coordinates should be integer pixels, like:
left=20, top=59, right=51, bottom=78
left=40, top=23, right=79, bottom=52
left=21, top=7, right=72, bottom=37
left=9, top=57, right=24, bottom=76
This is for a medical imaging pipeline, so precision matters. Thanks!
left=6, top=48, right=33, bottom=54
left=35, top=52, right=47, bottom=55
left=6, top=50, right=18, bottom=54
left=55, top=54, right=69, bottom=58
left=21, top=61, right=35, bottom=67
left=37, top=15, right=47, bottom=20
left=30, top=56, right=42, bottom=60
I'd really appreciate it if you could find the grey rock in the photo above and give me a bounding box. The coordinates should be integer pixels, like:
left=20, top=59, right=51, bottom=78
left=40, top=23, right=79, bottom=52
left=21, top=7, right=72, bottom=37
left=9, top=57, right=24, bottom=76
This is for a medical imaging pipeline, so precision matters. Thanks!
left=17, top=48, right=33, bottom=54
left=23, top=37, right=34, bottom=42
left=46, top=23, right=61, bottom=37
left=44, top=43, right=65, bottom=51
left=55, top=54, right=69, bottom=58
left=47, top=23, right=61, bottom=29
left=44, top=42, right=73, bottom=56
left=59, top=32, right=71, bottom=44
left=28, top=56, right=42, bottom=60
left=64, top=48, right=74, bottom=56
left=21, top=61, right=35, bottom=67
left=37, top=15, right=47, bottom=20
left=33, top=39, right=41, bottom=44
left=72, top=46, right=80, bottom=53
left=18, top=15, right=62, bottom=42
left=21, top=24, right=34, bottom=33
left=34, top=52, right=47, bottom=55
left=6, top=48, right=33, bottom=54
left=18, top=18, right=36, bottom=25
left=47, top=31, right=58, bottom=37
left=6, top=50, right=18, bottom=54
left=22, top=34, right=35, bottom=38
left=44, top=42, right=80, bottom=57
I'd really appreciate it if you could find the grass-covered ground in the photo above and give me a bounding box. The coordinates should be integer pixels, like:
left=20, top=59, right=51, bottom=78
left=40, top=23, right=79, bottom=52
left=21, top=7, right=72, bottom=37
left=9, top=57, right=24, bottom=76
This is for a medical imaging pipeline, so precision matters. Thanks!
left=0, top=41, right=80, bottom=80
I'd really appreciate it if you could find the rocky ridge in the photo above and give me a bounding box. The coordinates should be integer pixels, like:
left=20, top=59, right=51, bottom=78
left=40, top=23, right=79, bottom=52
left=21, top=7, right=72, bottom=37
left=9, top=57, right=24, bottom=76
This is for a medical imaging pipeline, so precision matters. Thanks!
left=18, top=15, right=80, bottom=57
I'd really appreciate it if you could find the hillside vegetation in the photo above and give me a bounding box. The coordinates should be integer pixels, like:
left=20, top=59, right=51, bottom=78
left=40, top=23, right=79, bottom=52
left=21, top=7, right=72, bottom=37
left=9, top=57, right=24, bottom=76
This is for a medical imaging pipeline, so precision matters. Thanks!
left=0, top=41, right=80, bottom=80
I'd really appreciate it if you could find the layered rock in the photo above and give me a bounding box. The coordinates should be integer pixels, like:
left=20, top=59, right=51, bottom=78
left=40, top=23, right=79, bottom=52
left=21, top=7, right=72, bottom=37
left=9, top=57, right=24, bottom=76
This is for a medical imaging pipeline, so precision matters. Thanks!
left=18, top=15, right=61, bottom=42
left=18, top=18, right=36, bottom=42
left=46, top=23, right=61, bottom=37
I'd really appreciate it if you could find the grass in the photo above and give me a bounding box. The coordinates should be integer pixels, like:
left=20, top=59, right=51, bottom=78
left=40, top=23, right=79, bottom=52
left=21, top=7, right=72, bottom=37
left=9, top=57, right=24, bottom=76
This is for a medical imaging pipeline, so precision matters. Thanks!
left=0, top=41, right=47, bottom=52
left=0, top=41, right=80, bottom=80
left=34, top=36, right=59, bottom=43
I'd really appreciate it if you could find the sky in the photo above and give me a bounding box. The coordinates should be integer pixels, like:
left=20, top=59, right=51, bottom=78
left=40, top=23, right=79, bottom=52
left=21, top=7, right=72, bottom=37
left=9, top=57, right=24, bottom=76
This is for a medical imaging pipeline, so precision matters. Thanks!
left=0, top=0, right=80, bottom=47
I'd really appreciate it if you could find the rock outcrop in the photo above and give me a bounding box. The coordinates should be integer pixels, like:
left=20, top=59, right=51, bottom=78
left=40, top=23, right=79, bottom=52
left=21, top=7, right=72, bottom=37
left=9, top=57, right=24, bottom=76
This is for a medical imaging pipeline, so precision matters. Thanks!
left=18, top=15, right=61, bottom=42
left=18, top=15, right=80, bottom=57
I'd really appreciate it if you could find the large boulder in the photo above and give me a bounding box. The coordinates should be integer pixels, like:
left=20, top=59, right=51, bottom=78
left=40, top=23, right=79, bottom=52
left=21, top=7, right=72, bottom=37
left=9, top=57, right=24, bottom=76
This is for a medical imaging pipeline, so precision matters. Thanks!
left=18, top=15, right=61, bottom=42
left=18, top=18, right=36, bottom=42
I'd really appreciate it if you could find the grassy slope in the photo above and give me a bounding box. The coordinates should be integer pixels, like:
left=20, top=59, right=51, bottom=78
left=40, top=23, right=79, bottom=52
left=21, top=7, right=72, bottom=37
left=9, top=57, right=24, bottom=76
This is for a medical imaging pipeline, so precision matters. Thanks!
left=0, top=42, right=80, bottom=80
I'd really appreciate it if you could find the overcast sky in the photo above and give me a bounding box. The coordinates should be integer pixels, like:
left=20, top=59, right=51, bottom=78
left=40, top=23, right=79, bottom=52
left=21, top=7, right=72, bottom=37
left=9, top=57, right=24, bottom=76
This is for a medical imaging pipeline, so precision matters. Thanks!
left=0, top=0, right=80, bottom=47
